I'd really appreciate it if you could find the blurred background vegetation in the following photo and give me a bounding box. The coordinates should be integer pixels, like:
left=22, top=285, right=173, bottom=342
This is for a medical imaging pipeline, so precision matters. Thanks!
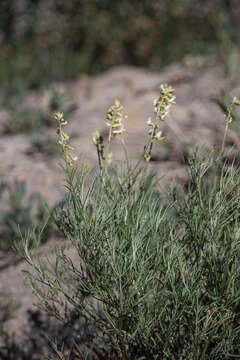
left=0, top=0, right=239, bottom=98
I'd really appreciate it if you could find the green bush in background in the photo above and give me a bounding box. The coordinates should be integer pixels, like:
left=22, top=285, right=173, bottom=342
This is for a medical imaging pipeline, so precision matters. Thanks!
left=0, top=0, right=239, bottom=94
left=0, top=179, right=51, bottom=251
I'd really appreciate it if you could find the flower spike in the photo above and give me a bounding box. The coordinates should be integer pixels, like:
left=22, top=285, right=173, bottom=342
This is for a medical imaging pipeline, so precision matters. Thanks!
left=106, top=100, right=126, bottom=142
left=55, top=112, right=77, bottom=167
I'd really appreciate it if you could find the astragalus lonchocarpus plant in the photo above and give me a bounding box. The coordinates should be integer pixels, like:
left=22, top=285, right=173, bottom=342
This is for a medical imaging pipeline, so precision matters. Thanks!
left=21, top=89, right=240, bottom=359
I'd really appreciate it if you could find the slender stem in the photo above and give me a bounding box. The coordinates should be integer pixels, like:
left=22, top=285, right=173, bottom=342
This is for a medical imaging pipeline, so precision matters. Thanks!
left=212, top=104, right=232, bottom=193
left=121, top=136, right=130, bottom=174
left=120, top=127, right=156, bottom=188
left=217, top=119, right=230, bottom=163
left=97, top=146, right=103, bottom=171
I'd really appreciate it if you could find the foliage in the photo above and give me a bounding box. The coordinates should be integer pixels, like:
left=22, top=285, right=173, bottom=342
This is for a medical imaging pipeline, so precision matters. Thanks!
left=20, top=87, right=240, bottom=359
left=0, top=293, right=20, bottom=332
left=2, top=88, right=77, bottom=135
left=3, top=108, right=51, bottom=134
left=0, top=293, right=21, bottom=360
left=49, top=88, right=78, bottom=117
left=215, top=91, right=240, bottom=136
left=0, top=0, right=239, bottom=95
left=28, top=134, right=59, bottom=157
left=0, top=179, right=51, bottom=251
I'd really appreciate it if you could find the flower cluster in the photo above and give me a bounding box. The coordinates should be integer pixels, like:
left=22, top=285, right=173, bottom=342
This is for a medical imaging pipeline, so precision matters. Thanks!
left=153, top=84, right=176, bottom=121
left=54, top=112, right=77, bottom=167
left=91, top=87, right=176, bottom=168
left=91, top=128, right=108, bottom=169
left=147, top=117, right=165, bottom=142
left=92, top=128, right=101, bottom=146
left=233, top=97, right=240, bottom=106
left=92, top=99, right=126, bottom=170
left=106, top=99, right=126, bottom=142
left=225, top=96, right=240, bottom=125
left=144, top=84, right=175, bottom=162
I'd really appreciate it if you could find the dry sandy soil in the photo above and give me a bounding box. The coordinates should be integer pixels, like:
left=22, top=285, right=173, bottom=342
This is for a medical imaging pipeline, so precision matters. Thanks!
left=0, top=55, right=240, bottom=358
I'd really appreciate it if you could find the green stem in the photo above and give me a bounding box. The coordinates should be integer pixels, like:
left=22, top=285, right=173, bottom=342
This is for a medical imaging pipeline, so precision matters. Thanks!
left=121, top=136, right=130, bottom=174
left=212, top=105, right=232, bottom=193
left=120, top=125, right=156, bottom=188
left=97, top=146, right=103, bottom=171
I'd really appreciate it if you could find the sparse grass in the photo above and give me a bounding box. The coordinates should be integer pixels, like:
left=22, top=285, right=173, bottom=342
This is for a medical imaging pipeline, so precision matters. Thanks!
left=49, top=88, right=78, bottom=117
left=3, top=108, right=51, bottom=135
left=0, top=179, right=51, bottom=251
left=20, top=86, right=240, bottom=359
left=0, top=292, right=21, bottom=357
left=0, top=293, right=20, bottom=329
left=2, top=88, right=77, bottom=135
left=28, top=134, right=59, bottom=157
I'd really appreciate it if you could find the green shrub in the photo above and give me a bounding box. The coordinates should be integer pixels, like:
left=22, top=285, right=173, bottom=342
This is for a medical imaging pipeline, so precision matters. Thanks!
left=28, top=134, right=59, bottom=157
left=3, top=108, right=51, bottom=134
left=0, top=292, right=21, bottom=358
left=0, top=179, right=51, bottom=250
left=49, top=88, right=78, bottom=117
left=22, top=87, right=240, bottom=359
left=2, top=88, right=77, bottom=135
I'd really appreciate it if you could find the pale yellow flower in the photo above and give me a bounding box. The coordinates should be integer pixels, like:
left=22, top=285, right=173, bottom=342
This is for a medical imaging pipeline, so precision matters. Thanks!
left=106, top=152, right=113, bottom=164
left=54, top=112, right=77, bottom=167
left=106, top=99, right=126, bottom=142
left=92, top=129, right=101, bottom=145
left=153, top=84, right=176, bottom=121
left=154, top=131, right=165, bottom=142
left=233, top=97, right=240, bottom=106
left=143, top=83, right=175, bottom=162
